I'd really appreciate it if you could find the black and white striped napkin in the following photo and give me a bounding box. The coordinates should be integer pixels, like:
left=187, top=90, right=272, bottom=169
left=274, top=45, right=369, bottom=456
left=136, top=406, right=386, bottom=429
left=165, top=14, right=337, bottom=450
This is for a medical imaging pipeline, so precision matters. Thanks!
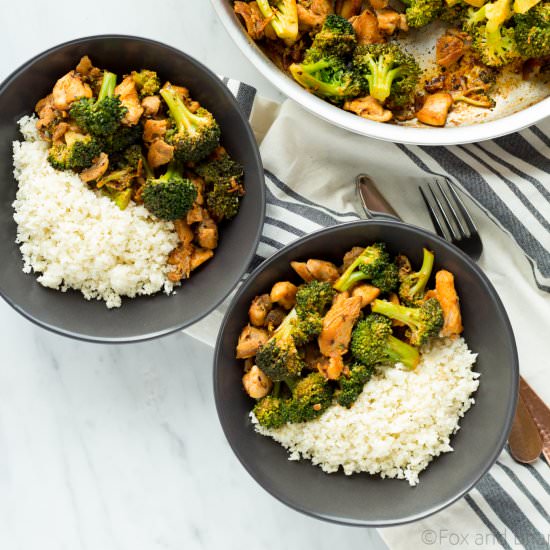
left=191, top=78, right=550, bottom=549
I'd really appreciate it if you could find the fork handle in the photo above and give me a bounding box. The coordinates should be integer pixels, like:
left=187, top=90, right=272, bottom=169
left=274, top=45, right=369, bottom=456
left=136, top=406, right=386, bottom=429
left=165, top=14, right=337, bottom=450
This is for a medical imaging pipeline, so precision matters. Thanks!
left=356, top=174, right=401, bottom=222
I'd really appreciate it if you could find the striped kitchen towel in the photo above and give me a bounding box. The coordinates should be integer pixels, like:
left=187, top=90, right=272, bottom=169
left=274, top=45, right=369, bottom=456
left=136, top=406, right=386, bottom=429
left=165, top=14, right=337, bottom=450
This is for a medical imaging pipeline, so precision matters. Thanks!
left=189, top=79, right=550, bottom=549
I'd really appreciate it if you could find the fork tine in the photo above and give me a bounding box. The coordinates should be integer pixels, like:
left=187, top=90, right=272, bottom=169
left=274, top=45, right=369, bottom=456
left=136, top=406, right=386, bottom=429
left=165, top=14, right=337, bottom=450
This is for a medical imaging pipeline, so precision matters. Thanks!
left=419, top=186, right=451, bottom=241
left=444, top=179, right=479, bottom=236
left=427, top=179, right=463, bottom=242
left=434, top=178, right=467, bottom=238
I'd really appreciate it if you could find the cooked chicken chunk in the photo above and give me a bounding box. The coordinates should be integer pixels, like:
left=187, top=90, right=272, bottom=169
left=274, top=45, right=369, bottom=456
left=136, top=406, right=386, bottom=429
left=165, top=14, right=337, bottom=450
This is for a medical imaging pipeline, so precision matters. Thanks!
left=249, top=294, right=272, bottom=327
left=80, top=153, right=109, bottom=183
left=376, top=9, right=407, bottom=35
left=416, top=92, right=453, bottom=127
left=351, top=283, right=381, bottom=307
left=236, top=325, right=269, bottom=359
left=305, top=259, right=340, bottom=283
left=290, top=261, right=315, bottom=282
left=114, top=76, right=144, bottom=126
left=52, top=71, right=92, bottom=111
left=335, top=0, right=363, bottom=18
left=147, top=139, right=174, bottom=168
left=174, top=219, right=194, bottom=245
left=434, top=270, right=463, bottom=337
left=187, top=204, right=206, bottom=225
left=51, top=122, right=70, bottom=144
left=35, top=94, right=59, bottom=133
left=344, top=96, right=393, bottom=122
left=141, top=95, right=162, bottom=117
left=297, top=0, right=333, bottom=30
left=270, top=281, right=298, bottom=309
left=318, top=295, right=362, bottom=358
left=234, top=1, right=270, bottom=40
left=350, top=10, right=384, bottom=45
left=167, top=245, right=193, bottom=282
left=196, top=217, right=218, bottom=250
left=436, top=34, right=465, bottom=68
left=190, top=247, right=214, bottom=271
left=370, top=0, right=389, bottom=9
left=242, top=365, right=272, bottom=398
left=342, top=247, right=364, bottom=271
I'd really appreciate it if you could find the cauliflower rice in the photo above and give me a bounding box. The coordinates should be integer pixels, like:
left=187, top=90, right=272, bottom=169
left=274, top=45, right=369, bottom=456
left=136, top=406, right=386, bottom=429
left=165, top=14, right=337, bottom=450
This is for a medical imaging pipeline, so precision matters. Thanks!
left=253, top=337, right=479, bottom=485
left=12, top=116, right=179, bottom=308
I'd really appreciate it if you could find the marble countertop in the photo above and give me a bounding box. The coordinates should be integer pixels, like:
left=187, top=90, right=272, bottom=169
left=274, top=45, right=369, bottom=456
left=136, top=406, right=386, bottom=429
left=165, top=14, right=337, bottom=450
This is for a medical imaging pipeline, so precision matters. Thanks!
left=1, top=2, right=387, bottom=549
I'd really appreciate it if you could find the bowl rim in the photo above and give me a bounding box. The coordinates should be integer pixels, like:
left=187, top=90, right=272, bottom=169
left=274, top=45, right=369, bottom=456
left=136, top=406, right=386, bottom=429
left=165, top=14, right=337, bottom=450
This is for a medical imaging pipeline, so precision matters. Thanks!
left=213, top=219, right=519, bottom=526
left=210, top=0, right=550, bottom=146
left=0, top=34, right=266, bottom=344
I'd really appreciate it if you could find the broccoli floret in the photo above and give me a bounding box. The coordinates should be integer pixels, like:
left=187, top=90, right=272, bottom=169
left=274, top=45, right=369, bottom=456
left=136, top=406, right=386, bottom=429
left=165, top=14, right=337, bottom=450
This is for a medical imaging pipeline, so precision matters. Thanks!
left=311, top=14, right=357, bottom=57
left=143, top=162, right=198, bottom=220
left=399, top=248, right=435, bottom=306
left=335, top=363, right=374, bottom=408
left=47, top=133, right=101, bottom=172
left=350, top=314, right=421, bottom=369
left=354, top=43, right=421, bottom=107
left=101, top=123, right=143, bottom=155
left=206, top=178, right=244, bottom=221
left=256, top=0, right=299, bottom=45
left=110, top=143, right=143, bottom=171
left=334, top=242, right=398, bottom=292
left=440, top=0, right=470, bottom=24
left=371, top=297, right=444, bottom=346
left=287, top=372, right=333, bottom=423
left=294, top=281, right=335, bottom=339
left=70, top=71, right=126, bottom=137
left=253, top=395, right=289, bottom=428
left=256, top=309, right=306, bottom=381
left=195, top=150, right=244, bottom=184
left=131, top=70, right=161, bottom=97
left=290, top=53, right=363, bottom=104
left=402, top=0, right=444, bottom=27
left=514, top=3, right=550, bottom=58
left=98, top=167, right=135, bottom=191
left=160, top=87, right=221, bottom=163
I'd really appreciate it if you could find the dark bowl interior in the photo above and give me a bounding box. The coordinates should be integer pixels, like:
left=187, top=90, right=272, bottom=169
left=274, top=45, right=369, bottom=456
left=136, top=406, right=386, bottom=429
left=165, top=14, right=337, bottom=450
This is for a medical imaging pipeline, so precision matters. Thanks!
left=0, top=35, right=265, bottom=342
left=214, top=220, right=518, bottom=526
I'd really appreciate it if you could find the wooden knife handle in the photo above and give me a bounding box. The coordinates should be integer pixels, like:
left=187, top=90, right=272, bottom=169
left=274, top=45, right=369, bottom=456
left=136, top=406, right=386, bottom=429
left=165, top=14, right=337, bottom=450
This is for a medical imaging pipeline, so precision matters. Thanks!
left=520, top=376, right=550, bottom=464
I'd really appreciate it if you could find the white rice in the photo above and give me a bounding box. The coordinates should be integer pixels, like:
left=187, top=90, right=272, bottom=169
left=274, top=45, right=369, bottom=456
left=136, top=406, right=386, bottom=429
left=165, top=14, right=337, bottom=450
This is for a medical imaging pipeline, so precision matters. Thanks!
left=12, top=116, right=180, bottom=308
left=253, top=337, right=479, bottom=485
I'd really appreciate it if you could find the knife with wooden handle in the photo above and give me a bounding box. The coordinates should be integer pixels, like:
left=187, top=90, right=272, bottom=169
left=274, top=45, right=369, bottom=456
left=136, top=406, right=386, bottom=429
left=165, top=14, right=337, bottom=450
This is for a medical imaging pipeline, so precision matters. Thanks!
left=520, top=378, right=550, bottom=464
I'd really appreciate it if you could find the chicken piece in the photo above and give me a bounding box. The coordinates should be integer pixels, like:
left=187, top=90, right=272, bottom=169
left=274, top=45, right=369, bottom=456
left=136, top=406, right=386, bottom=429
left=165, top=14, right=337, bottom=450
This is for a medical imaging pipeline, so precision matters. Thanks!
left=376, top=9, right=403, bottom=35
left=52, top=71, right=92, bottom=111
left=190, top=247, right=214, bottom=271
left=332, top=290, right=350, bottom=307
left=242, top=365, right=273, bottom=398
left=249, top=294, right=273, bottom=327
left=342, top=247, right=364, bottom=271
left=305, top=259, right=340, bottom=283
left=79, top=153, right=109, bottom=183
left=344, top=96, right=393, bottom=122
left=141, top=95, right=162, bottom=118
left=236, top=325, right=270, bottom=359
left=297, top=0, right=333, bottom=30
left=75, top=55, right=94, bottom=76
left=174, top=219, right=194, bottom=245
left=270, top=281, right=298, bottom=310
left=234, top=1, right=271, bottom=40
left=304, top=343, right=324, bottom=371
left=350, top=10, right=384, bottom=45
left=351, top=283, right=381, bottom=307
left=114, top=76, right=144, bottom=126
left=167, top=245, right=193, bottom=282
left=265, top=307, right=287, bottom=331
left=35, top=94, right=59, bottom=133
left=186, top=204, right=206, bottom=225
left=434, top=270, right=463, bottom=337
left=147, top=139, right=174, bottom=168
left=51, top=122, right=70, bottom=144
left=335, top=0, right=363, bottom=18
left=290, top=261, right=315, bottom=282
left=370, top=0, right=389, bottom=9
left=318, top=295, right=362, bottom=358
left=416, top=93, right=453, bottom=127
left=196, top=217, right=218, bottom=250
left=243, top=357, right=254, bottom=373
left=436, top=34, right=465, bottom=68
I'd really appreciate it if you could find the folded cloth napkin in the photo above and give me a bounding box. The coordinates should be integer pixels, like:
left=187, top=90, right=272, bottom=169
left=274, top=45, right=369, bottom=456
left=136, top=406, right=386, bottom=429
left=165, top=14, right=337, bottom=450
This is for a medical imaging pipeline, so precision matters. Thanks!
left=188, top=79, right=550, bottom=549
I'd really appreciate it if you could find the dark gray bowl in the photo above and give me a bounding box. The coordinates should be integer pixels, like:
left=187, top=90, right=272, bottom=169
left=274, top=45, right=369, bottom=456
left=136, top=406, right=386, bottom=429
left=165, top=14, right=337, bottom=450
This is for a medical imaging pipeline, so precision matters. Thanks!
left=214, top=220, right=518, bottom=526
left=0, top=35, right=265, bottom=343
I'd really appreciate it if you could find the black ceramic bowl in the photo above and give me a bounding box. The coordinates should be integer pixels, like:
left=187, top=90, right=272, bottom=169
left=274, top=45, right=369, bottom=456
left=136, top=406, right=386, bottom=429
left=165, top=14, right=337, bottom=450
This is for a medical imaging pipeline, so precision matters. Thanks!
left=0, top=35, right=265, bottom=342
left=214, top=220, right=518, bottom=526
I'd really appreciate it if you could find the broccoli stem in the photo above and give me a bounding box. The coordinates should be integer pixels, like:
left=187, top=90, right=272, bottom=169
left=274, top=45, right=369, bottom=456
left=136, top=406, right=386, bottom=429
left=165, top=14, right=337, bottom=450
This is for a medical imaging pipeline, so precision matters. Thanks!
left=371, top=299, right=420, bottom=328
left=386, top=335, right=420, bottom=370
left=410, top=248, right=434, bottom=298
left=160, top=161, right=179, bottom=181
left=98, top=71, right=117, bottom=102
left=368, top=58, right=402, bottom=103
left=334, top=248, right=376, bottom=291
left=141, top=153, right=154, bottom=179
left=291, top=59, right=347, bottom=97
left=160, top=88, right=203, bottom=133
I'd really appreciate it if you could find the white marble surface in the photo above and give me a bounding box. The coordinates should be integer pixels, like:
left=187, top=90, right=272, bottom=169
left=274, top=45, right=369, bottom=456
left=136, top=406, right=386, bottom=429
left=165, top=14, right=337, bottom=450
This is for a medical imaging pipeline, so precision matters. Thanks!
left=1, top=2, right=387, bottom=549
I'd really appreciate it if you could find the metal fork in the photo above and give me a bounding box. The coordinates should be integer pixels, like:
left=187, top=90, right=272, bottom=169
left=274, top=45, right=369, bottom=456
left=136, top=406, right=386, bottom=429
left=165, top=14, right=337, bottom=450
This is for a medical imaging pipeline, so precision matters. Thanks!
left=419, top=178, right=483, bottom=261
